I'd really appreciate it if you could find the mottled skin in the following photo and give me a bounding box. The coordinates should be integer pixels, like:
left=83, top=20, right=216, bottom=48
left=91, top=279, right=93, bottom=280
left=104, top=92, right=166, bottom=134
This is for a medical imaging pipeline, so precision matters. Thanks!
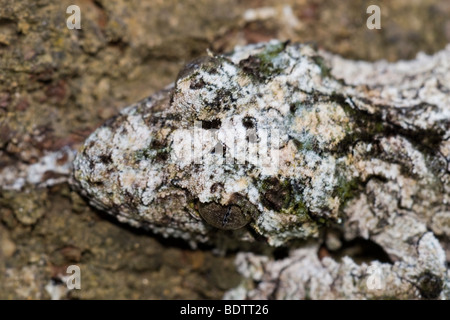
left=72, top=41, right=450, bottom=299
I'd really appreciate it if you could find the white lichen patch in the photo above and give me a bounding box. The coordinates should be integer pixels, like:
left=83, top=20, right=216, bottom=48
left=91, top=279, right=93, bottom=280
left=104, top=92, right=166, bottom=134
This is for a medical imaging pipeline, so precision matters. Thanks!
left=0, top=146, right=75, bottom=190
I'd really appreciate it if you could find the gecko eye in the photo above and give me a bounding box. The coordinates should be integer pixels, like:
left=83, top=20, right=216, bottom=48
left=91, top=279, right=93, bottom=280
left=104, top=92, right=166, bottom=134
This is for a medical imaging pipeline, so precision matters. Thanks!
left=197, top=202, right=251, bottom=230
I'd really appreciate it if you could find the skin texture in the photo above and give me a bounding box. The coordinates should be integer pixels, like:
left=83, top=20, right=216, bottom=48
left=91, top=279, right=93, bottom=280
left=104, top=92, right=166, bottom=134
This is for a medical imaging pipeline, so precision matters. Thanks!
left=1, top=0, right=450, bottom=301
left=72, top=41, right=450, bottom=299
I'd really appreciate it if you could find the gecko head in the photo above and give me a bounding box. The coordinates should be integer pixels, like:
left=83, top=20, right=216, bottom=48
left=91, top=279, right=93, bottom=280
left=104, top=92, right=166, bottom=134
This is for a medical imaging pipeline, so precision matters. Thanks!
left=71, top=41, right=352, bottom=246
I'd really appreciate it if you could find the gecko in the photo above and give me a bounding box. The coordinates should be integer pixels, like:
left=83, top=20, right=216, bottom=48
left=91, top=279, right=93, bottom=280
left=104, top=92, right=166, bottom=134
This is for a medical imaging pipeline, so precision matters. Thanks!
left=71, top=41, right=450, bottom=299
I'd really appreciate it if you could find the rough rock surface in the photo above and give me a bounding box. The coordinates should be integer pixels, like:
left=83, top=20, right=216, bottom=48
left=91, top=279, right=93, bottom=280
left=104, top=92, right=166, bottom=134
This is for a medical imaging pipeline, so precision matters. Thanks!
left=72, top=41, right=450, bottom=299
left=2, top=0, right=450, bottom=300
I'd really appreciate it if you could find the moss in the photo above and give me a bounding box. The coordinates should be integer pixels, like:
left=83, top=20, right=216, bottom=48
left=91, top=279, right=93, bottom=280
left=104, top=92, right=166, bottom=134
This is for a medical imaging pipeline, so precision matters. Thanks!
left=302, top=136, right=318, bottom=151
left=327, top=94, right=388, bottom=154
left=291, top=136, right=318, bottom=152
left=373, top=121, right=385, bottom=133
left=255, top=42, right=286, bottom=75
left=311, top=55, right=332, bottom=78
left=134, top=148, right=152, bottom=161
left=239, top=41, right=287, bottom=81
left=258, top=177, right=312, bottom=223
left=134, top=146, right=170, bottom=163
left=283, top=199, right=310, bottom=221
left=260, top=177, right=292, bottom=211
left=277, top=200, right=311, bottom=222
left=330, top=93, right=385, bottom=133
left=333, top=173, right=362, bottom=209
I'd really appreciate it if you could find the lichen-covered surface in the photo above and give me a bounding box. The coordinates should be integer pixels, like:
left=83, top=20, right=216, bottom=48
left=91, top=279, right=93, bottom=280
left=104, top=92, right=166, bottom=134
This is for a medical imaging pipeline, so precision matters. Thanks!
left=73, top=41, right=450, bottom=299
left=1, top=0, right=450, bottom=299
left=72, top=42, right=344, bottom=246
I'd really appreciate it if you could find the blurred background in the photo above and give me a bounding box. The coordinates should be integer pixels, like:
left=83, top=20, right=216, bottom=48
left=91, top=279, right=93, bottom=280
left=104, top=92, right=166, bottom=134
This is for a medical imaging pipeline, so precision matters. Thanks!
left=0, top=0, right=449, bottom=299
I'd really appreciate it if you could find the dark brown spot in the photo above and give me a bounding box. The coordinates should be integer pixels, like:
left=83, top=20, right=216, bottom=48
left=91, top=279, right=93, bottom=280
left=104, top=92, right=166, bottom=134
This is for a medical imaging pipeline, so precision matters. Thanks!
left=98, top=153, right=112, bottom=164
left=261, top=177, right=291, bottom=211
left=150, top=138, right=166, bottom=150
left=289, top=103, right=297, bottom=113
left=239, top=55, right=263, bottom=78
left=155, top=151, right=169, bottom=162
left=190, top=78, right=206, bottom=90
left=210, top=183, right=224, bottom=194
left=418, top=272, right=443, bottom=299
left=176, top=56, right=219, bottom=82
left=242, top=116, right=256, bottom=129
left=102, top=114, right=119, bottom=128
left=202, top=119, right=221, bottom=130
left=42, top=171, right=68, bottom=181
left=56, top=152, right=69, bottom=165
